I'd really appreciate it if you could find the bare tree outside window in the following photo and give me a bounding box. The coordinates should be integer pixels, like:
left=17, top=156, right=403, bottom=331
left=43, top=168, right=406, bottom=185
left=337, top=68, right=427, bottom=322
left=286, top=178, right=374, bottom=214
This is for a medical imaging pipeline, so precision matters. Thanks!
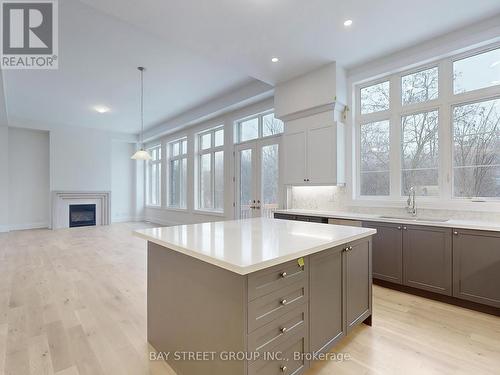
left=453, top=98, right=500, bottom=198
left=360, top=81, right=390, bottom=114
left=402, top=67, right=439, bottom=105
left=360, top=120, right=390, bottom=195
left=401, top=110, right=439, bottom=196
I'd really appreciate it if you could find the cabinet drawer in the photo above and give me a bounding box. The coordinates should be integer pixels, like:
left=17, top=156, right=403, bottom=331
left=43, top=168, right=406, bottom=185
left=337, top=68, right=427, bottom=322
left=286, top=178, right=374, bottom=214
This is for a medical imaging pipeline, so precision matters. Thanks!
left=248, top=258, right=307, bottom=301
left=248, top=281, right=308, bottom=333
left=248, top=333, right=307, bottom=375
left=248, top=304, right=307, bottom=354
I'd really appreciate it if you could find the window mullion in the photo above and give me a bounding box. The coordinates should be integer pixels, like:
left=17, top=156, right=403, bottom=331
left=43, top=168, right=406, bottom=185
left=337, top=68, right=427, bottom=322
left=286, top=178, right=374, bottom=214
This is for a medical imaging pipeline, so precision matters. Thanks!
left=439, top=59, right=453, bottom=200
left=389, top=74, right=402, bottom=198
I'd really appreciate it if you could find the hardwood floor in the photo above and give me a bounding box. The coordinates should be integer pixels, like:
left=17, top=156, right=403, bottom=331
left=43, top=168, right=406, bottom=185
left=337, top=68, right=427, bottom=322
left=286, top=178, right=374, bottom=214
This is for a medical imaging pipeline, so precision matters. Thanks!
left=1, top=223, right=499, bottom=375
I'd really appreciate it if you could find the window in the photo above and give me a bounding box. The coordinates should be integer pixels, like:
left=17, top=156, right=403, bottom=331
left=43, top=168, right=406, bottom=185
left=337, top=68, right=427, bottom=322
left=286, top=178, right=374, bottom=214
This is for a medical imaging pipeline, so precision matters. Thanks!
left=360, top=81, right=390, bottom=114
left=402, top=67, right=438, bottom=105
left=167, top=138, right=187, bottom=209
left=197, top=126, right=224, bottom=212
left=262, top=112, right=285, bottom=137
left=355, top=44, right=500, bottom=202
left=401, top=110, right=439, bottom=196
left=236, top=111, right=284, bottom=143
left=360, top=120, right=390, bottom=196
left=453, top=98, right=500, bottom=198
left=146, top=145, right=162, bottom=206
left=454, top=48, right=500, bottom=94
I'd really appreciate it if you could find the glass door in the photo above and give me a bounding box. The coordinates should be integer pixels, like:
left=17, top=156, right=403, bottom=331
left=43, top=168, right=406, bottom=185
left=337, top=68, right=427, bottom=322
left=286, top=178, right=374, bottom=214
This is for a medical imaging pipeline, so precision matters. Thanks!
left=235, top=138, right=281, bottom=219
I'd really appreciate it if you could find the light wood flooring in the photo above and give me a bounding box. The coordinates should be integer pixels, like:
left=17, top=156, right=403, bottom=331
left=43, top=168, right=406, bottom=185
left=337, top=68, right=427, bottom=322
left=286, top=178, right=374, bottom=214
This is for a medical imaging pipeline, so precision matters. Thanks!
left=0, top=223, right=499, bottom=375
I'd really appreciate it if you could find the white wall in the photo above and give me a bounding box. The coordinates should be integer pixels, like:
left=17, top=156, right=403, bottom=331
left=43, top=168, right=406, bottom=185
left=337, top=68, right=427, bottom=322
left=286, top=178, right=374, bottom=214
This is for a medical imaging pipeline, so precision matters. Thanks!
left=111, top=141, right=140, bottom=222
left=8, top=128, right=50, bottom=230
left=50, top=127, right=112, bottom=191
left=0, top=126, right=8, bottom=232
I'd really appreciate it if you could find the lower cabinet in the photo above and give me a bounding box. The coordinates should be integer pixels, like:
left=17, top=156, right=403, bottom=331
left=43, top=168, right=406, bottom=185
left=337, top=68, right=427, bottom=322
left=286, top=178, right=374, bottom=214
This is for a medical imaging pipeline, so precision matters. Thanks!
left=309, top=238, right=372, bottom=354
left=365, top=222, right=453, bottom=296
left=363, top=222, right=403, bottom=284
left=345, top=239, right=372, bottom=332
left=403, top=225, right=452, bottom=296
left=453, top=229, right=500, bottom=308
left=309, top=245, right=344, bottom=354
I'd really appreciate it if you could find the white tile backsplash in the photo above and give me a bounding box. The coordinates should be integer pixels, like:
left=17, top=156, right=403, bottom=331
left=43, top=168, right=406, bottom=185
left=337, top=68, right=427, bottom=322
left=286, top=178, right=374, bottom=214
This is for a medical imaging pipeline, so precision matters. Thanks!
left=288, top=186, right=500, bottom=222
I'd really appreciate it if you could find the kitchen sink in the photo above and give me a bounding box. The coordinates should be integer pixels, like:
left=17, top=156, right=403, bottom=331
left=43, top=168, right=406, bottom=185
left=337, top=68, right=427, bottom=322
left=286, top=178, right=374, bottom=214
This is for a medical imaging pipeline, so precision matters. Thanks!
left=380, top=215, right=450, bottom=223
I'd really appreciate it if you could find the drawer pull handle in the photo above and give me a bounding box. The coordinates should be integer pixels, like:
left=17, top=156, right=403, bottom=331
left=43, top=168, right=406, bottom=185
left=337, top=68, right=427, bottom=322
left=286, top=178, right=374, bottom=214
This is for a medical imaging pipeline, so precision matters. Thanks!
left=280, top=365, right=287, bottom=372
left=280, top=271, right=287, bottom=278
left=280, top=299, right=287, bottom=305
left=280, top=327, right=287, bottom=333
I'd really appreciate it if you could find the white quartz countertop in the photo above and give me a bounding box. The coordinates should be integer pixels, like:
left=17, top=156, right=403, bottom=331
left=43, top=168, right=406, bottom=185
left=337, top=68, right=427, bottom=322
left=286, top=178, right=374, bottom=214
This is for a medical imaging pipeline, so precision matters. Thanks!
left=275, top=209, right=500, bottom=232
left=133, top=218, right=376, bottom=275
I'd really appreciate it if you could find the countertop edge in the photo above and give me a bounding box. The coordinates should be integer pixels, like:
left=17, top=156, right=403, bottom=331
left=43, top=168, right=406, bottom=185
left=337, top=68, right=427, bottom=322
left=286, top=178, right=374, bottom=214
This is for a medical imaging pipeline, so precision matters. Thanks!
left=133, top=229, right=376, bottom=275
left=275, top=209, right=500, bottom=232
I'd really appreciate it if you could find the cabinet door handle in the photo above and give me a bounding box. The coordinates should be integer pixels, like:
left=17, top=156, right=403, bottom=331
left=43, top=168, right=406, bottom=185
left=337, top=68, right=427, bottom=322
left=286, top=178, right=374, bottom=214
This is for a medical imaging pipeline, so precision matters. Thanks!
left=280, top=299, right=287, bottom=305
left=280, top=327, right=287, bottom=334
left=403, top=226, right=407, bottom=230
left=280, top=271, right=287, bottom=278
left=397, top=226, right=402, bottom=230
left=453, top=231, right=458, bottom=236
left=280, top=366, right=287, bottom=373
left=349, top=246, right=353, bottom=250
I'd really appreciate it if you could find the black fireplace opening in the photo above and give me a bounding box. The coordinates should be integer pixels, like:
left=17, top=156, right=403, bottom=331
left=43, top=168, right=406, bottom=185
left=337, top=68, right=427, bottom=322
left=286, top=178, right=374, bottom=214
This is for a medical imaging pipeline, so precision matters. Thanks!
left=69, top=204, right=96, bottom=228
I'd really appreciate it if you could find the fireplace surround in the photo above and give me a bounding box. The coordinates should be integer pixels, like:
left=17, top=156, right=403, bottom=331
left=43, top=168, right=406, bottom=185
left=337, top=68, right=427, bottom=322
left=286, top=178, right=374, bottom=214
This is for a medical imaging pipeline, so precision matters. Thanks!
left=51, top=191, right=111, bottom=229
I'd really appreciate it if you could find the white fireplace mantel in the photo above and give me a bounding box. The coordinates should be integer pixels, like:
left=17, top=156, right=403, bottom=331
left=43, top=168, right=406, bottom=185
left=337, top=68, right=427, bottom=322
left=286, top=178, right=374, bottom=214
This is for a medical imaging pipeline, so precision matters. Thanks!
left=51, top=191, right=111, bottom=229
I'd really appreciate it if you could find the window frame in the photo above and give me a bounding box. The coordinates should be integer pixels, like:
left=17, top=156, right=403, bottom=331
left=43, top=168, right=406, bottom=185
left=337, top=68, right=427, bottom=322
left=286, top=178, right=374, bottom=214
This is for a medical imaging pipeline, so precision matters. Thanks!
left=167, top=137, right=188, bottom=209
left=354, top=43, right=500, bottom=204
left=235, top=110, right=284, bottom=144
left=145, top=144, right=162, bottom=207
left=196, top=125, right=225, bottom=213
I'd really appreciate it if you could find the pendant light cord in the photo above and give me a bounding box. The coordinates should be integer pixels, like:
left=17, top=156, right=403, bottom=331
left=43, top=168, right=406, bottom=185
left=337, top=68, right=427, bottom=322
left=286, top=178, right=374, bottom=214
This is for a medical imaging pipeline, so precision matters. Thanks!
left=140, top=67, right=144, bottom=146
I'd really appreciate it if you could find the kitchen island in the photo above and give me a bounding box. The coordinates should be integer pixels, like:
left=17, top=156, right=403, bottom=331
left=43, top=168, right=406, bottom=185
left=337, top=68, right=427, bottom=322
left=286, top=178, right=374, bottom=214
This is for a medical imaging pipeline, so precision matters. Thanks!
left=134, top=218, right=376, bottom=375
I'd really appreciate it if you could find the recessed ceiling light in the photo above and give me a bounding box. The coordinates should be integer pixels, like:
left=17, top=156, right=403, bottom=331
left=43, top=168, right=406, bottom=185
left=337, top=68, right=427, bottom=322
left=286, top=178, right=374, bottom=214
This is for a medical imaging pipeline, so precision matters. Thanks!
left=344, top=19, right=353, bottom=27
left=271, top=57, right=279, bottom=63
left=94, top=105, right=110, bottom=114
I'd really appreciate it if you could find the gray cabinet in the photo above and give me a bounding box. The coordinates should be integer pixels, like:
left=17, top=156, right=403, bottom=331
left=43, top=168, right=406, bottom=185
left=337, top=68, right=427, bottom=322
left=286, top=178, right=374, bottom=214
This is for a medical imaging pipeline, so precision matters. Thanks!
left=363, top=222, right=403, bottom=284
left=345, top=239, right=372, bottom=333
left=403, top=225, right=452, bottom=295
left=309, top=245, right=344, bottom=354
left=453, top=229, right=500, bottom=308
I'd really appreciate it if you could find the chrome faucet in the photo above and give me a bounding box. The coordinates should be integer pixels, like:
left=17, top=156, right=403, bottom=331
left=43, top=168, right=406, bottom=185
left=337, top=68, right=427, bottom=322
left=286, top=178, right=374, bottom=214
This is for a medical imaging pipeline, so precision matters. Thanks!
left=407, top=186, right=417, bottom=217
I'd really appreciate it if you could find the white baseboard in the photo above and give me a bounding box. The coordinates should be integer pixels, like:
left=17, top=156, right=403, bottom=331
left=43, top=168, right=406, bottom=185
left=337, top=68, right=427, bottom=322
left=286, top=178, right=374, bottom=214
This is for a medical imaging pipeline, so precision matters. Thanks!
left=8, top=222, right=50, bottom=231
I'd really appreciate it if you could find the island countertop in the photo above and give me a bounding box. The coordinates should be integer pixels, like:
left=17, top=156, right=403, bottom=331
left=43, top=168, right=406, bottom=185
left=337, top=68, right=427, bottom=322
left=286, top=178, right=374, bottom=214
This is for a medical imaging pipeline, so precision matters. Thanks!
left=134, top=217, right=376, bottom=275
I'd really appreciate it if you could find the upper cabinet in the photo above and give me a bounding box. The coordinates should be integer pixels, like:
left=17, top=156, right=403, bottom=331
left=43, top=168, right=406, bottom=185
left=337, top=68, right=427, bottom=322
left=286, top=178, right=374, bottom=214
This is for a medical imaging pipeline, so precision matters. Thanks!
left=283, top=111, right=345, bottom=185
left=276, top=62, right=346, bottom=186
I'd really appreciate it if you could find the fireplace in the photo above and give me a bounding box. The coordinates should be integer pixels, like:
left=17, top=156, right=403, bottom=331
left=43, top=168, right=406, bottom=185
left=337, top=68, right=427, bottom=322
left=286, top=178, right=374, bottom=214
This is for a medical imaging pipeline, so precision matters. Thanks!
left=69, top=204, right=96, bottom=228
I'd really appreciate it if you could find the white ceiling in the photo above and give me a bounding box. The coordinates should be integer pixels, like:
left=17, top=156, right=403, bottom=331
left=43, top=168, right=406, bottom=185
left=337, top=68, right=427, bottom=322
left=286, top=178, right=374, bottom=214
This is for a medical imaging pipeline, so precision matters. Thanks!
left=3, top=0, right=500, bottom=134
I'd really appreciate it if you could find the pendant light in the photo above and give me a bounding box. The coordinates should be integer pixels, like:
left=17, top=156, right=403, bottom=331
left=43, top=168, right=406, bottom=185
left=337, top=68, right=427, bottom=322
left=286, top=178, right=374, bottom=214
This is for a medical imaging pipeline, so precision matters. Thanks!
left=131, top=66, right=152, bottom=160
